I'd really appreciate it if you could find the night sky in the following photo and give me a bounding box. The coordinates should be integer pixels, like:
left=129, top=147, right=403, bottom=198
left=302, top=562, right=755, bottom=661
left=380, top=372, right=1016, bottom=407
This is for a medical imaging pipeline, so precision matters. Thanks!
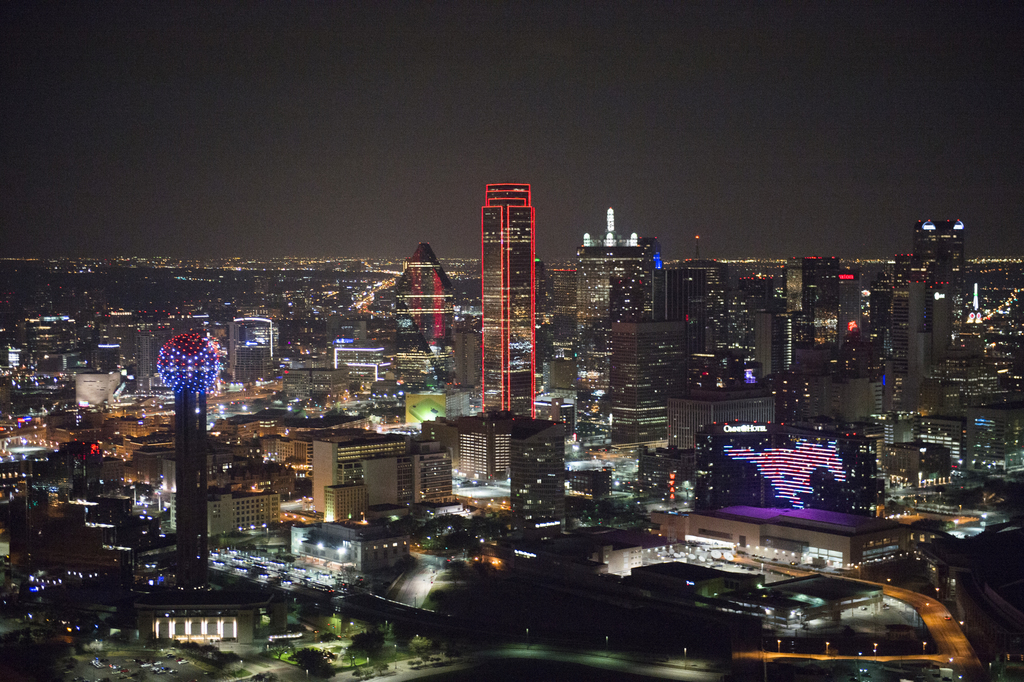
left=2, top=2, right=1022, bottom=261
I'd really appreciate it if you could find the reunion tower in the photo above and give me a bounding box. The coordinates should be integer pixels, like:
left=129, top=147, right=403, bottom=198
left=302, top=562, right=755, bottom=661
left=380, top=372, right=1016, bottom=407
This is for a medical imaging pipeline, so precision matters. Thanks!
left=157, top=333, right=220, bottom=590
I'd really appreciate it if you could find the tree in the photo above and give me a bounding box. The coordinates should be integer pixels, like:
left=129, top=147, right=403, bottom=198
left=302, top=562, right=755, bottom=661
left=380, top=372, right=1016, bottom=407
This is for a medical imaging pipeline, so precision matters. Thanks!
left=268, top=641, right=293, bottom=660
left=348, top=628, right=386, bottom=663
left=408, top=635, right=433, bottom=658
left=292, top=648, right=335, bottom=678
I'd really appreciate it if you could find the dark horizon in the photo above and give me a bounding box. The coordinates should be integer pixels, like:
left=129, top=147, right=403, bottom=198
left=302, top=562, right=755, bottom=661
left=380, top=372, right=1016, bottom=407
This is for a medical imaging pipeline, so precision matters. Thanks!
left=3, top=2, right=1022, bottom=262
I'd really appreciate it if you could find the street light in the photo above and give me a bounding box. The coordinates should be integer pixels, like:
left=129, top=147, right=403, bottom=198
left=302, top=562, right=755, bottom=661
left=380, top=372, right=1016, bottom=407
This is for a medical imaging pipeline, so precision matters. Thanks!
left=777, top=639, right=781, bottom=653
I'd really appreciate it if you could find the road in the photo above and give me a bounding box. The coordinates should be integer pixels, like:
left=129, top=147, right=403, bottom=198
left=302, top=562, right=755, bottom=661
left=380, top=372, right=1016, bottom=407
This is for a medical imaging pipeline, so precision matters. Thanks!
left=878, top=582, right=984, bottom=681
left=388, top=552, right=447, bottom=607
left=257, top=645, right=724, bottom=682
left=728, top=555, right=983, bottom=680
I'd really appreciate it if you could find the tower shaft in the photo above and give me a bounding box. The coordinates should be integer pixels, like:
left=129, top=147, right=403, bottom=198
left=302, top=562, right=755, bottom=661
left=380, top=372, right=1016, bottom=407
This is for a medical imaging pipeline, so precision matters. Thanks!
left=174, top=390, right=208, bottom=590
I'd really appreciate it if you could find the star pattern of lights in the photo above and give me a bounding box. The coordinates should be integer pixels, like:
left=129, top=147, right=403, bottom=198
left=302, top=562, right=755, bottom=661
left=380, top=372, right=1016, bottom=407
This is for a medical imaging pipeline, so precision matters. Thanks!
left=723, top=439, right=847, bottom=508
left=157, top=333, right=220, bottom=394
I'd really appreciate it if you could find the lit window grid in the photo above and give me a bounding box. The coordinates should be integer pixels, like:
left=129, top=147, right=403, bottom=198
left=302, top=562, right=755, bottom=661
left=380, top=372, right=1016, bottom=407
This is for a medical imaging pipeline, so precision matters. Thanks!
left=724, top=439, right=847, bottom=508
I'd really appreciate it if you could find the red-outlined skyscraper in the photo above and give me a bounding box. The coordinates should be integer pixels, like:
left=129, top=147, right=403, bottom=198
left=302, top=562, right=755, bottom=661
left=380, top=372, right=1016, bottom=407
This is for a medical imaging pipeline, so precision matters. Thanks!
left=481, top=184, right=535, bottom=417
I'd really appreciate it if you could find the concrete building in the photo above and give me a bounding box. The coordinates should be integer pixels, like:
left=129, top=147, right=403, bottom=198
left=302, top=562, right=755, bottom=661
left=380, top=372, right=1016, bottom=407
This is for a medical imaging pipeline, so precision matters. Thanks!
left=312, top=433, right=452, bottom=515
left=913, top=415, right=965, bottom=468
left=667, top=387, right=774, bottom=449
left=631, top=562, right=763, bottom=600
left=456, top=412, right=514, bottom=481
left=881, top=441, right=952, bottom=488
left=207, top=490, right=281, bottom=535
left=567, top=467, right=612, bottom=499
left=291, top=522, right=410, bottom=573
left=964, top=401, right=1024, bottom=471
left=282, top=367, right=348, bottom=403
left=509, top=418, right=566, bottom=521
left=324, top=483, right=368, bottom=523
left=136, top=591, right=285, bottom=644
left=638, top=446, right=695, bottom=502
left=311, top=433, right=407, bottom=512
left=261, top=435, right=315, bottom=470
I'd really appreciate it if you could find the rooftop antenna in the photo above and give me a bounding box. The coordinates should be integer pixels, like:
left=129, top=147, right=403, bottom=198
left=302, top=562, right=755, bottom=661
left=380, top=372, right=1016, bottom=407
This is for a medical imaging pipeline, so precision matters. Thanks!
left=695, top=235, right=701, bottom=260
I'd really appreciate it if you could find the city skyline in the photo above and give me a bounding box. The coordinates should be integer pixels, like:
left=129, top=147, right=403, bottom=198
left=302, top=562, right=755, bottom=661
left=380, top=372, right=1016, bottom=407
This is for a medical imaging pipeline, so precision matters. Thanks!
left=2, top=3, right=1023, bottom=261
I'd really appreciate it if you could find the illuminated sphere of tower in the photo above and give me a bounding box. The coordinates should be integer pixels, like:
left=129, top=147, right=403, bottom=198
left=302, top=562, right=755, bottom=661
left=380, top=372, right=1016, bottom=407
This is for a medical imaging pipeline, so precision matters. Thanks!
left=157, top=333, right=220, bottom=394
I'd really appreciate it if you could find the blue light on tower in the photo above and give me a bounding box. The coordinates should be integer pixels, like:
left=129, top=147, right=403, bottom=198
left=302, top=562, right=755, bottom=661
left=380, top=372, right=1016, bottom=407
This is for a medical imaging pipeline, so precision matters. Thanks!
left=157, top=333, right=219, bottom=394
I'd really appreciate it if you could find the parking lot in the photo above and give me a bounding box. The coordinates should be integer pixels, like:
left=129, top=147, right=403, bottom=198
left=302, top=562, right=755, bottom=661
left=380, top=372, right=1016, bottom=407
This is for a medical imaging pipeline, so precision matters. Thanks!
left=64, top=650, right=202, bottom=681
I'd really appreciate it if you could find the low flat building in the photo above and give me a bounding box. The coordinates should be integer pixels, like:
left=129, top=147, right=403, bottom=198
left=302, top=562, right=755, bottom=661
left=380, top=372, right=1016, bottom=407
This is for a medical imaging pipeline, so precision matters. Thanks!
left=652, top=505, right=909, bottom=570
left=486, top=527, right=682, bottom=577
left=630, top=561, right=763, bottom=599
left=291, top=522, right=409, bottom=573
left=136, top=590, right=285, bottom=644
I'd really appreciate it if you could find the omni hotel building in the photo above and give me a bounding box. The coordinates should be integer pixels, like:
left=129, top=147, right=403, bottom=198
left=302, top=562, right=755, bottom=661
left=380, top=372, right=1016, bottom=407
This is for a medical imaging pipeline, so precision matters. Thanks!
left=694, top=421, right=880, bottom=516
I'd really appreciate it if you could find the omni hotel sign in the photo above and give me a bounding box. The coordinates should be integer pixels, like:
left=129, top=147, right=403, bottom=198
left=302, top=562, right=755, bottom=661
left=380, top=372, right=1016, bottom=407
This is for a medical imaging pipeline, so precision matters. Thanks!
left=722, top=423, right=768, bottom=433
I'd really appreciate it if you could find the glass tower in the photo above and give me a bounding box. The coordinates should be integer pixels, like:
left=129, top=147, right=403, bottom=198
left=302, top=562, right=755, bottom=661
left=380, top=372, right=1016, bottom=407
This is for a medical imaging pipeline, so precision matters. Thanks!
left=481, top=184, right=535, bottom=417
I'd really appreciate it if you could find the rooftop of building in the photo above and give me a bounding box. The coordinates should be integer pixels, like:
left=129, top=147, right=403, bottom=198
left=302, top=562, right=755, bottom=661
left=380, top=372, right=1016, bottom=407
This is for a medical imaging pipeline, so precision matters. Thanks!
left=209, top=488, right=279, bottom=500
left=126, top=433, right=174, bottom=444
left=311, top=519, right=407, bottom=541
left=697, top=506, right=894, bottom=534
left=968, top=400, right=1024, bottom=413
left=509, top=418, right=560, bottom=440
left=135, top=589, right=277, bottom=608
left=768, top=575, right=881, bottom=603
left=573, top=526, right=673, bottom=550
left=316, top=430, right=408, bottom=446
left=631, top=561, right=741, bottom=584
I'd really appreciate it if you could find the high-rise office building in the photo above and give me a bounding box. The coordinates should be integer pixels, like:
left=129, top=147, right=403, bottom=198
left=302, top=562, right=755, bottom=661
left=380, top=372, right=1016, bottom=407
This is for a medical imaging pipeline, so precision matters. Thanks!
left=727, top=275, right=775, bottom=359
left=548, top=268, right=577, bottom=359
left=228, top=317, right=275, bottom=384
left=964, top=401, right=1024, bottom=471
left=799, top=257, right=840, bottom=348
left=913, top=220, right=966, bottom=314
left=661, top=261, right=727, bottom=356
left=481, top=184, right=535, bottom=416
left=394, top=243, right=454, bottom=392
left=157, top=333, right=219, bottom=590
left=837, top=267, right=862, bottom=340
left=667, top=387, right=775, bottom=449
left=456, top=411, right=514, bottom=482
left=509, top=418, right=566, bottom=521
left=754, top=311, right=792, bottom=377
left=576, top=210, right=662, bottom=392
left=610, top=320, right=686, bottom=444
